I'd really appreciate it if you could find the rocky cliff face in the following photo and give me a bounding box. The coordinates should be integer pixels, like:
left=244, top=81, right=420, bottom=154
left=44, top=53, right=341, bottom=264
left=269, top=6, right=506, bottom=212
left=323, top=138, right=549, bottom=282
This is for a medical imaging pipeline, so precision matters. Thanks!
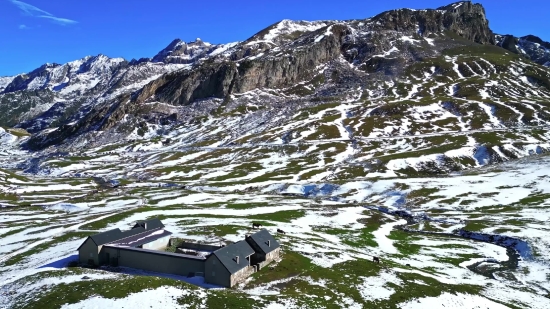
left=8, top=1, right=550, bottom=151
left=497, top=34, right=550, bottom=66
left=135, top=2, right=495, bottom=106
left=371, top=1, right=494, bottom=45
left=151, top=38, right=229, bottom=64
left=135, top=27, right=346, bottom=106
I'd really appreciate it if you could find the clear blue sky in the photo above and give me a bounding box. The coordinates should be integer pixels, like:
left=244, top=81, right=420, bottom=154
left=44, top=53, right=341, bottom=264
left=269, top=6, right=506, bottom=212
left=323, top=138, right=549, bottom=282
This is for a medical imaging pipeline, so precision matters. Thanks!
left=0, top=0, right=548, bottom=76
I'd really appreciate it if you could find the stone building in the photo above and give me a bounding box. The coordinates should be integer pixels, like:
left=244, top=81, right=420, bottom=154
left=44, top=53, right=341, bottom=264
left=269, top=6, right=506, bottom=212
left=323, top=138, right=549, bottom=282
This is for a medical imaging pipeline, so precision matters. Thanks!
left=77, top=219, right=281, bottom=287
left=204, top=240, right=256, bottom=287
left=245, top=228, right=281, bottom=268
left=77, top=218, right=172, bottom=266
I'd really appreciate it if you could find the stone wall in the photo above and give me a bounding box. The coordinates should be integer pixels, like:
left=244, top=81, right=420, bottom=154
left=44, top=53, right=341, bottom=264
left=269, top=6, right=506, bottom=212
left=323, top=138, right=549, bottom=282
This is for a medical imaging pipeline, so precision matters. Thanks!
left=230, top=266, right=256, bottom=287
left=101, top=245, right=206, bottom=277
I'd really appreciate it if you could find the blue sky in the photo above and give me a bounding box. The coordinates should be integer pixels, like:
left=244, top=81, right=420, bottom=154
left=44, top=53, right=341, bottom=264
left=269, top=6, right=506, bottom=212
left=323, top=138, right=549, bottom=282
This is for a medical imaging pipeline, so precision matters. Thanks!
left=0, top=0, right=548, bottom=76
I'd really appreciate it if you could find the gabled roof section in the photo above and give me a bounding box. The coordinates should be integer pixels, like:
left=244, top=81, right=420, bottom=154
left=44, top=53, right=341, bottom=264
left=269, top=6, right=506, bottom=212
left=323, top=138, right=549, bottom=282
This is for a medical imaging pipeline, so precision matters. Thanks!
left=213, top=241, right=255, bottom=274
left=76, top=236, right=96, bottom=251
left=89, top=228, right=123, bottom=246
left=133, top=218, right=165, bottom=230
left=109, top=229, right=172, bottom=248
left=78, top=218, right=170, bottom=251
left=246, top=229, right=280, bottom=255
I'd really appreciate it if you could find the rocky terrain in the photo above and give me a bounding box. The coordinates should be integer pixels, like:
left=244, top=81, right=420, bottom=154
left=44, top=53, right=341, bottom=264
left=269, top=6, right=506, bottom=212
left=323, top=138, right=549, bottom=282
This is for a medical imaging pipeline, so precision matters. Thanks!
left=1, top=1, right=550, bottom=308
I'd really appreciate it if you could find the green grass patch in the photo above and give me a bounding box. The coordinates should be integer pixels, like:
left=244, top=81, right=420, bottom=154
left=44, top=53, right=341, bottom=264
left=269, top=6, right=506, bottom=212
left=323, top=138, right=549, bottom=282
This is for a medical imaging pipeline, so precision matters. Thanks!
left=13, top=273, right=200, bottom=309
left=247, top=210, right=306, bottom=223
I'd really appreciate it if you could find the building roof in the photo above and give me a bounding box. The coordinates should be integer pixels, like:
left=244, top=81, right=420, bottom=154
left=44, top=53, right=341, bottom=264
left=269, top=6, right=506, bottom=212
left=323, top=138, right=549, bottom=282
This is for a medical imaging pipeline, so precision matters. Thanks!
left=78, top=218, right=168, bottom=249
left=133, top=218, right=165, bottom=230
left=104, top=245, right=207, bottom=260
left=89, top=228, right=124, bottom=246
left=212, top=241, right=255, bottom=274
left=109, top=229, right=172, bottom=248
left=246, top=229, right=280, bottom=255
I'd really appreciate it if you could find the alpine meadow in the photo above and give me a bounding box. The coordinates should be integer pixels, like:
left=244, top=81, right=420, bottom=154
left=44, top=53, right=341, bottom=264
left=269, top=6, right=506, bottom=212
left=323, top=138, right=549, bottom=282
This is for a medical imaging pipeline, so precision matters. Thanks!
left=1, top=1, right=550, bottom=308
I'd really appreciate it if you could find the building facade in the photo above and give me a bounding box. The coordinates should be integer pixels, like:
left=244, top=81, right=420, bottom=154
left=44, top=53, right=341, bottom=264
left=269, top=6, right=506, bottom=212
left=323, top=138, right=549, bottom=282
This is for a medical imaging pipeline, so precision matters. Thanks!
left=77, top=220, right=281, bottom=287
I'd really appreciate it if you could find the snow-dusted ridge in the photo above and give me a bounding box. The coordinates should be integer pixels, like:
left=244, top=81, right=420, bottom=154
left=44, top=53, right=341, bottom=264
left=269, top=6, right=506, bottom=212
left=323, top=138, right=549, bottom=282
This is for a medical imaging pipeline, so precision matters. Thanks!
left=1, top=2, right=550, bottom=307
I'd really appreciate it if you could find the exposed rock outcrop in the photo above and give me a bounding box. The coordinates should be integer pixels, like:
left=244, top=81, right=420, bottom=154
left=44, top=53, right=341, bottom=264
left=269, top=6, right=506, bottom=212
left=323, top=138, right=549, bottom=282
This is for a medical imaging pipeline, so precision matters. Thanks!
left=136, top=27, right=346, bottom=105
left=14, top=1, right=550, bottom=151
left=371, top=1, right=495, bottom=44
left=497, top=34, right=550, bottom=66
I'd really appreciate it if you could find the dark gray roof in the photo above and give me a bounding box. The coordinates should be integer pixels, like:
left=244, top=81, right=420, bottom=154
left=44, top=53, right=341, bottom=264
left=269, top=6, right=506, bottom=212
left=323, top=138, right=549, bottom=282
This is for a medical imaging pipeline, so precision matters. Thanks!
left=85, top=227, right=146, bottom=247
left=82, top=218, right=167, bottom=249
left=89, top=228, right=123, bottom=246
left=109, top=229, right=172, bottom=248
left=133, top=218, right=165, bottom=230
left=213, top=241, right=255, bottom=274
left=246, top=229, right=280, bottom=255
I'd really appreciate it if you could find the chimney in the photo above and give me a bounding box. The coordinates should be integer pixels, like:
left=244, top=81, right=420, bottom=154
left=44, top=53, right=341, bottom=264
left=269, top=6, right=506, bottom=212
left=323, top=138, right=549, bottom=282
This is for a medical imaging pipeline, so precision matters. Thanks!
left=267, top=240, right=271, bottom=247
left=235, top=256, right=240, bottom=264
left=144, top=222, right=148, bottom=229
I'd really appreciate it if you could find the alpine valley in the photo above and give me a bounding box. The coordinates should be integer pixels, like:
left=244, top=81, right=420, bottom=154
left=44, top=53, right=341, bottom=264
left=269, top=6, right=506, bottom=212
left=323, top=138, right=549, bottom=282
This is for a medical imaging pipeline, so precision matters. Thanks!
left=1, top=1, right=550, bottom=308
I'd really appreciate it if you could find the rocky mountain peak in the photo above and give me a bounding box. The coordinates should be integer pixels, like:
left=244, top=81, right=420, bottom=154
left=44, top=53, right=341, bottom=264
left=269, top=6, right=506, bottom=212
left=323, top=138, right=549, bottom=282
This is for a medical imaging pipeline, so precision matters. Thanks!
left=437, top=1, right=479, bottom=12
left=151, top=38, right=216, bottom=64
left=6, top=0, right=550, bottom=153
left=371, top=1, right=494, bottom=44
left=521, top=35, right=550, bottom=49
left=496, top=33, right=550, bottom=66
left=247, top=19, right=329, bottom=46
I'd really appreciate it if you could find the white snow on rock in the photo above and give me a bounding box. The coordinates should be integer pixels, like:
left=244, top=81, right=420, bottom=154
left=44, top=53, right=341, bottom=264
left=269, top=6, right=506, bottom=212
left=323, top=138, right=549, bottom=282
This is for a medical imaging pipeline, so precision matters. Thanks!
left=260, top=20, right=329, bottom=44
left=0, top=76, right=16, bottom=92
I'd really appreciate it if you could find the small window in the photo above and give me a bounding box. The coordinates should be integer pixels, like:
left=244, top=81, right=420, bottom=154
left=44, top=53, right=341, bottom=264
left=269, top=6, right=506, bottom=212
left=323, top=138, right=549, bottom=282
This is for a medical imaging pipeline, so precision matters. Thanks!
left=89, top=253, right=93, bottom=258
left=212, top=271, right=215, bottom=277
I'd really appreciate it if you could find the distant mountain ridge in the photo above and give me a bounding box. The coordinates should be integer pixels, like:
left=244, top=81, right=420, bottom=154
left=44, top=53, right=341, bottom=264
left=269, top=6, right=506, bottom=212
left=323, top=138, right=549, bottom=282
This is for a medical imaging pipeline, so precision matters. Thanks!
left=496, top=34, right=550, bottom=66
left=0, top=39, right=238, bottom=132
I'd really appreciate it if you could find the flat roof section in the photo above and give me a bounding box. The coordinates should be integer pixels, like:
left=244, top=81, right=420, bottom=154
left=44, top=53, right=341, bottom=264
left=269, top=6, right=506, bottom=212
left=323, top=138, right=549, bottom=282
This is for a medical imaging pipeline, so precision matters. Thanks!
left=108, top=229, right=173, bottom=248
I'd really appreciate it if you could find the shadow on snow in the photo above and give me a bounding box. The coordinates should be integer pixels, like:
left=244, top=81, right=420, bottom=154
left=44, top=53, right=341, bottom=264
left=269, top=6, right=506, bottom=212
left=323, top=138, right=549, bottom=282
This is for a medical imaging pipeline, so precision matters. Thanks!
left=38, top=254, right=223, bottom=289
left=38, top=254, right=79, bottom=269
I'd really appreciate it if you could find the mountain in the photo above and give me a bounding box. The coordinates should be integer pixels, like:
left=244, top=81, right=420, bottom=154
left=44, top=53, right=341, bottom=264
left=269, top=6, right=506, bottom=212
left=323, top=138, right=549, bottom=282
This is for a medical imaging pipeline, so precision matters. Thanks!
left=496, top=34, right=550, bottom=66
left=150, top=38, right=236, bottom=64
left=2, top=3, right=550, bottom=308
left=0, top=0, right=548, bottom=177
left=0, top=40, right=236, bottom=132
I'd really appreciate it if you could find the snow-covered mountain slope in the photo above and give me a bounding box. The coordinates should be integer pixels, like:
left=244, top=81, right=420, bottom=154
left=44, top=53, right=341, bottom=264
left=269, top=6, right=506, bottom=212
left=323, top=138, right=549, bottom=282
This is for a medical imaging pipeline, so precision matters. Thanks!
left=16, top=2, right=548, bottom=176
left=3, top=2, right=550, bottom=308
left=0, top=39, right=236, bottom=132
left=150, top=38, right=238, bottom=64
left=2, top=55, right=125, bottom=95
left=0, top=76, right=15, bottom=92
left=497, top=34, right=550, bottom=66
left=0, top=0, right=549, bottom=177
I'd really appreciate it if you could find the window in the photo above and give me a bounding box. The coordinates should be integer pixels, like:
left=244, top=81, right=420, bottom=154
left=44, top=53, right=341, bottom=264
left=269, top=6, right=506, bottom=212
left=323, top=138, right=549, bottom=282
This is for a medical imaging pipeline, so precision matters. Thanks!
left=212, top=271, right=215, bottom=277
